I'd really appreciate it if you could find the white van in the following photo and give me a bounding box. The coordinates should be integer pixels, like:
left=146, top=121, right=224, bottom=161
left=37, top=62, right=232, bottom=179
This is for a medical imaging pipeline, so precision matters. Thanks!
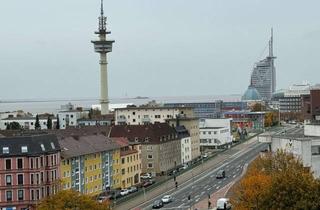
left=217, top=198, right=232, bottom=210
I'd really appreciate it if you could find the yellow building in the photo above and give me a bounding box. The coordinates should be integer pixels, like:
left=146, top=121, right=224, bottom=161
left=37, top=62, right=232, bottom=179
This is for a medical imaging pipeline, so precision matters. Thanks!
left=114, top=138, right=142, bottom=189
left=59, top=134, right=121, bottom=196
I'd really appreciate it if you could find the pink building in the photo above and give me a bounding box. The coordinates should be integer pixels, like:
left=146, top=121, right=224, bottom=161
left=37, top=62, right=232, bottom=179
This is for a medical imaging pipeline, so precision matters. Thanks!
left=0, top=134, right=61, bottom=210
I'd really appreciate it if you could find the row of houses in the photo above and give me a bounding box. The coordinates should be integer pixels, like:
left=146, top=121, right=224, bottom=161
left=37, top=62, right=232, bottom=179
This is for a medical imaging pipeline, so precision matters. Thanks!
left=0, top=123, right=192, bottom=210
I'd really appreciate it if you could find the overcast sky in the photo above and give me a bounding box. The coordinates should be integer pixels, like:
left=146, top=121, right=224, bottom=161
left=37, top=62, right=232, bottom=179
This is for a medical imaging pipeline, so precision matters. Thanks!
left=0, top=0, right=319, bottom=100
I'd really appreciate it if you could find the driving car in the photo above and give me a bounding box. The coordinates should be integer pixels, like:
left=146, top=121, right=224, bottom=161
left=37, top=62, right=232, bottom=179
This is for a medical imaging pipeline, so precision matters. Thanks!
left=161, top=195, right=173, bottom=203
left=216, top=169, right=226, bottom=179
left=152, top=200, right=164, bottom=209
left=120, top=189, right=129, bottom=196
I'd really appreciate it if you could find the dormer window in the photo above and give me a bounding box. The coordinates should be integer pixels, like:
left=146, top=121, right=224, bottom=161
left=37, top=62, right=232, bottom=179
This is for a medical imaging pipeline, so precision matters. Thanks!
left=21, top=146, right=28, bottom=153
left=50, top=142, right=55, bottom=149
left=3, top=147, right=9, bottom=154
left=40, top=144, right=45, bottom=151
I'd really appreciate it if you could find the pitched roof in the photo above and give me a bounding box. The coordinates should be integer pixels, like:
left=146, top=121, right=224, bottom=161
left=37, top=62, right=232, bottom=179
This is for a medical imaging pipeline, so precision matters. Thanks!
left=110, top=123, right=178, bottom=144
left=0, top=134, right=60, bottom=157
left=59, top=134, right=120, bottom=159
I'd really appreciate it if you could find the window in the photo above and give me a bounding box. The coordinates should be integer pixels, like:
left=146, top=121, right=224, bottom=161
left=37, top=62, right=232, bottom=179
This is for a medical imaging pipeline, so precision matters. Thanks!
left=6, top=191, right=12, bottom=201
left=18, top=174, right=24, bottom=185
left=21, top=146, right=28, bottom=153
left=3, top=147, right=9, bottom=154
left=148, top=163, right=153, bottom=168
left=147, top=154, right=153, bottom=159
left=40, top=144, right=45, bottom=151
left=18, top=190, right=24, bottom=201
left=17, top=158, right=23, bottom=169
left=121, top=169, right=125, bottom=175
left=6, top=159, right=11, bottom=170
left=50, top=142, right=55, bottom=149
left=6, top=175, right=12, bottom=185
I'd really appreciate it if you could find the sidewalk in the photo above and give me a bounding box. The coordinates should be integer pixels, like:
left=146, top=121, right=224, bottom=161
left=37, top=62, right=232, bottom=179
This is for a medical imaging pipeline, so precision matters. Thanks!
left=193, top=181, right=234, bottom=210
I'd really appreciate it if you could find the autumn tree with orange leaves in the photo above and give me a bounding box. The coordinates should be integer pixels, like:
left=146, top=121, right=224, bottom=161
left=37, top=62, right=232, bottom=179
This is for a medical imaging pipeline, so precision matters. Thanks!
left=37, top=189, right=110, bottom=210
left=231, top=151, right=320, bottom=210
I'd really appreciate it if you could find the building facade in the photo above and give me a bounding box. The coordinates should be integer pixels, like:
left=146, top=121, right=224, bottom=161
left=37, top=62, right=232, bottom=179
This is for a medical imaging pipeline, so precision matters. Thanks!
left=59, top=134, right=121, bottom=195
left=110, top=123, right=181, bottom=176
left=167, top=118, right=201, bottom=160
left=175, top=126, right=192, bottom=164
left=0, top=134, right=61, bottom=210
left=250, top=29, right=276, bottom=101
left=199, top=119, right=233, bottom=150
left=0, top=116, right=57, bottom=130
left=114, top=106, right=194, bottom=125
left=224, top=111, right=265, bottom=130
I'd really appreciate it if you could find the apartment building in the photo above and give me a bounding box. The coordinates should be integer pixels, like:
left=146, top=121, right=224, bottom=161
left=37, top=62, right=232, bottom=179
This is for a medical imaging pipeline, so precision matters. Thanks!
left=0, top=134, right=61, bottom=210
left=114, top=106, right=194, bottom=125
left=59, top=134, right=121, bottom=196
left=114, top=138, right=142, bottom=189
left=110, top=123, right=181, bottom=176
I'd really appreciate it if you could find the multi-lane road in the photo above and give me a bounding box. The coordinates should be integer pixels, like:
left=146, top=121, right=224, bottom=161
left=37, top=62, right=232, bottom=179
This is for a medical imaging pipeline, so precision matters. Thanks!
left=138, top=139, right=267, bottom=210
left=114, top=126, right=296, bottom=210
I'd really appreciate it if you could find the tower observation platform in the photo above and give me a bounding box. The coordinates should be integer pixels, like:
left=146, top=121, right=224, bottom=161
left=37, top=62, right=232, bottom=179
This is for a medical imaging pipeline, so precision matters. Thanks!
left=91, top=0, right=115, bottom=115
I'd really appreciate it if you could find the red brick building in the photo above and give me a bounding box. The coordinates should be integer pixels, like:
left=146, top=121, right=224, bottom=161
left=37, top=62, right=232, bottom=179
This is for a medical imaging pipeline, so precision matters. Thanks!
left=0, top=134, right=61, bottom=210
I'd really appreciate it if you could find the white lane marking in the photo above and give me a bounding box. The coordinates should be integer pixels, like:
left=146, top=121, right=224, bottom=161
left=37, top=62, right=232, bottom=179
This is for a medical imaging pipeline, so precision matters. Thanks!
left=196, top=198, right=200, bottom=202
left=216, top=186, right=220, bottom=189
left=218, top=181, right=222, bottom=184
left=233, top=174, right=236, bottom=178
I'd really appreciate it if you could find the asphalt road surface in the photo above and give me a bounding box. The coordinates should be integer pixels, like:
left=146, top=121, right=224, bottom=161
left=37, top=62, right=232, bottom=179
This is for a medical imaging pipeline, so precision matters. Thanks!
left=138, top=139, right=268, bottom=210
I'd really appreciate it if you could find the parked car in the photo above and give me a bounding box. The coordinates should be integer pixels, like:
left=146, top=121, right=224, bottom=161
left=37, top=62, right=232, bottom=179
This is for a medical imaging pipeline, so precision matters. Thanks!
left=120, top=189, right=129, bottom=196
left=109, top=191, right=121, bottom=200
left=140, top=173, right=152, bottom=179
left=202, top=153, right=208, bottom=158
left=97, top=196, right=109, bottom=203
left=167, top=169, right=177, bottom=176
left=152, top=200, right=164, bottom=209
left=143, top=179, right=155, bottom=188
left=216, top=169, right=226, bottom=179
left=161, top=195, right=173, bottom=203
left=128, top=186, right=138, bottom=193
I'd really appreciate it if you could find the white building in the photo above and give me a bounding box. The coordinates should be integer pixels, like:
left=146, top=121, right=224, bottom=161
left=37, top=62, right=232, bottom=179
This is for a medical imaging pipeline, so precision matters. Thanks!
left=176, top=126, right=192, bottom=164
left=199, top=118, right=233, bottom=150
left=271, top=123, right=320, bottom=178
left=57, top=110, right=89, bottom=129
left=114, top=106, right=194, bottom=125
left=0, top=116, right=57, bottom=130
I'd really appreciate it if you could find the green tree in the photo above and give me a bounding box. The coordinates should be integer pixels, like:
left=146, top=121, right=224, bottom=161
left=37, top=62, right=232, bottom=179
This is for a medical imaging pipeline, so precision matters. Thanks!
left=37, top=190, right=110, bottom=210
left=56, top=115, right=60, bottom=129
left=231, top=151, right=320, bottom=210
left=47, top=116, right=53, bottom=129
left=6, top=121, right=22, bottom=130
left=35, top=114, right=41, bottom=130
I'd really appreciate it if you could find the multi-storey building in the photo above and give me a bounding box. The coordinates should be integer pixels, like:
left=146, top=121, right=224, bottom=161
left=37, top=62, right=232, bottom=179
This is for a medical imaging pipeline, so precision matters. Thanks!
left=164, top=101, right=223, bottom=119
left=0, top=134, right=61, bottom=210
left=114, top=106, right=194, bottom=125
left=224, top=111, right=265, bottom=130
left=114, top=138, right=141, bottom=189
left=167, top=117, right=201, bottom=161
left=58, top=134, right=121, bottom=196
left=175, top=126, right=191, bottom=164
left=0, top=115, right=57, bottom=130
left=302, top=87, right=320, bottom=122
left=250, top=29, right=276, bottom=101
left=199, top=118, right=233, bottom=150
left=110, top=123, right=181, bottom=176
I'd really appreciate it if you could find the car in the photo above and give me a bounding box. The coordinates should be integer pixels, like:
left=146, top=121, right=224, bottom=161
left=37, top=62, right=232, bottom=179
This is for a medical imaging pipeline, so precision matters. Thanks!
left=202, top=153, right=209, bottom=158
left=128, top=186, right=138, bottom=193
left=161, top=195, right=173, bottom=203
left=109, top=191, right=121, bottom=200
left=140, top=173, right=152, bottom=179
left=120, top=189, right=129, bottom=196
left=217, top=198, right=232, bottom=210
left=216, top=169, right=226, bottom=179
left=152, top=200, right=164, bottom=209
left=167, top=169, right=177, bottom=176
left=97, top=196, right=109, bottom=203
left=142, top=179, right=155, bottom=188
